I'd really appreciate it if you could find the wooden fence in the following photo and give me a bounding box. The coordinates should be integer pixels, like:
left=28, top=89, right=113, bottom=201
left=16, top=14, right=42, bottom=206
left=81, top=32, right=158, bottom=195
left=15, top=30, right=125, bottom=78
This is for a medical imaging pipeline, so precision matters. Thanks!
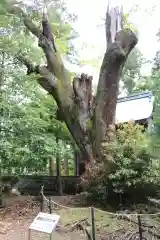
left=1, top=175, right=81, bottom=196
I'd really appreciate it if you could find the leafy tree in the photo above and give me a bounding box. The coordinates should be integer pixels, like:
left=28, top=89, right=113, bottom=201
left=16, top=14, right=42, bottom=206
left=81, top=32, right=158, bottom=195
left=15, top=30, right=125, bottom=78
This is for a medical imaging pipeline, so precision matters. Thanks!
left=0, top=0, right=77, bottom=174
left=133, top=29, right=160, bottom=160
left=117, top=12, right=145, bottom=96
left=0, top=1, right=137, bottom=165
left=152, top=51, right=160, bottom=72
left=121, top=47, right=144, bottom=95
left=0, top=65, right=74, bottom=174
left=152, top=29, right=160, bottom=72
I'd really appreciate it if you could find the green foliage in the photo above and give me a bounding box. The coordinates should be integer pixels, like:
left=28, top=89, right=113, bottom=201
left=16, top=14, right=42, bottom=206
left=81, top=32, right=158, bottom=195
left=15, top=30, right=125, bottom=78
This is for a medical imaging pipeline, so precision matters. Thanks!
left=0, top=0, right=77, bottom=175
left=119, top=12, right=145, bottom=96
left=123, top=13, right=137, bottom=34
left=121, top=47, right=144, bottom=95
left=81, top=123, right=160, bottom=205
left=0, top=68, right=74, bottom=174
left=133, top=28, right=160, bottom=158
left=0, top=0, right=79, bottom=63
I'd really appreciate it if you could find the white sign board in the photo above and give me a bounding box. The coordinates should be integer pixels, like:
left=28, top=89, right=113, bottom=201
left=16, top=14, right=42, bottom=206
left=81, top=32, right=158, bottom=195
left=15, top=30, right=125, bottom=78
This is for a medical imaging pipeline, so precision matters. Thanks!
left=29, top=212, right=60, bottom=234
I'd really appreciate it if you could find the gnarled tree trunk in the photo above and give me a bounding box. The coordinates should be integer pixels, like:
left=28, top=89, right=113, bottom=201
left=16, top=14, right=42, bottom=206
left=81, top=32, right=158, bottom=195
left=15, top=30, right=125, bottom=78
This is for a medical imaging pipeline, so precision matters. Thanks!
left=5, top=2, right=138, bottom=164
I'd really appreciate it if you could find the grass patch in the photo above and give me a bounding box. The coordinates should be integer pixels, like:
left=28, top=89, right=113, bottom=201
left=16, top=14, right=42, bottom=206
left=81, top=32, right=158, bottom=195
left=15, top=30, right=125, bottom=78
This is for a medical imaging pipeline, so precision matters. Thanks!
left=57, top=207, right=136, bottom=233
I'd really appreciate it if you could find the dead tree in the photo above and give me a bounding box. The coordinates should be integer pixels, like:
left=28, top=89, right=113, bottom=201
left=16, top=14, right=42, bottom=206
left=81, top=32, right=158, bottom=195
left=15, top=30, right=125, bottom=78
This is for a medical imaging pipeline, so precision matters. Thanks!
left=5, top=2, right=138, bottom=163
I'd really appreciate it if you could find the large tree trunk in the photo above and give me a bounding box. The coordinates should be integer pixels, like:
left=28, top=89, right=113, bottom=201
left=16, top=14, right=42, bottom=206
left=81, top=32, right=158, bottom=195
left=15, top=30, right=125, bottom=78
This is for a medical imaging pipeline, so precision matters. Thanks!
left=5, top=2, right=138, bottom=164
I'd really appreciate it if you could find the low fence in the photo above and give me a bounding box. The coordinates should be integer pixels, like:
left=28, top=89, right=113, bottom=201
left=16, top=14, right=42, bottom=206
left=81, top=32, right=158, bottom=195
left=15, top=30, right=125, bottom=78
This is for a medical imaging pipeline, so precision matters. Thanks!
left=39, top=186, right=160, bottom=240
left=1, top=175, right=81, bottom=196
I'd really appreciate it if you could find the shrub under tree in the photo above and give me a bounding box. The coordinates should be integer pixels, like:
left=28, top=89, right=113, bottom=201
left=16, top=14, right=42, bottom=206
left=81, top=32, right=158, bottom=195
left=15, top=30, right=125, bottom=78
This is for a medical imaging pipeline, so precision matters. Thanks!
left=81, top=123, right=160, bottom=206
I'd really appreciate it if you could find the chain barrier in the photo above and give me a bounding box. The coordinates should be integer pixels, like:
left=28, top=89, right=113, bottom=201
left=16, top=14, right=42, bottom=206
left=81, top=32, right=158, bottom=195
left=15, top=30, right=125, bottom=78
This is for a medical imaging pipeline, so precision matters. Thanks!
left=40, top=186, right=160, bottom=217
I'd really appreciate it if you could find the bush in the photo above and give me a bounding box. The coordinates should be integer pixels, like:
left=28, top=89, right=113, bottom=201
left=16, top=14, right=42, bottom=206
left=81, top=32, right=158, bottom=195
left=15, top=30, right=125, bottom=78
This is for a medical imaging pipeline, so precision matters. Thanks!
left=81, top=123, right=160, bottom=206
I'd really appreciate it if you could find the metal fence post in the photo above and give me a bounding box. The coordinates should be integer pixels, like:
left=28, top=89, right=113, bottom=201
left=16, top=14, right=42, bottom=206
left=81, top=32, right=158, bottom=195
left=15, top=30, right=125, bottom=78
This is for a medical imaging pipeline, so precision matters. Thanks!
left=91, top=207, right=96, bottom=240
left=137, top=215, right=143, bottom=240
left=28, top=229, right=31, bottom=240
left=49, top=197, right=52, bottom=240
left=49, top=197, right=52, bottom=214
left=40, top=186, right=44, bottom=212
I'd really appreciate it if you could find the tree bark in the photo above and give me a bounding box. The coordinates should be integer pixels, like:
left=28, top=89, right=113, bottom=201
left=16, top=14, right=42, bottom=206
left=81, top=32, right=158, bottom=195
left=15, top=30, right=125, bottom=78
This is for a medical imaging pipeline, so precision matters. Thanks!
left=74, top=150, right=79, bottom=176
left=49, top=156, right=55, bottom=176
left=94, top=30, right=137, bottom=160
left=63, top=158, right=69, bottom=176
left=56, top=137, right=63, bottom=195
left=5, top=2, right=138, bottom=165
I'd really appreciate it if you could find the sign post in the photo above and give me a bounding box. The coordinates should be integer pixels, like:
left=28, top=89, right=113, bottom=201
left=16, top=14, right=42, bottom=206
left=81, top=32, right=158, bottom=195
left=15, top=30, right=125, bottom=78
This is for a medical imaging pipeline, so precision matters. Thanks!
left=28, top=212, right=60, bottom=240
left=28, top=229, right=31, bottom=240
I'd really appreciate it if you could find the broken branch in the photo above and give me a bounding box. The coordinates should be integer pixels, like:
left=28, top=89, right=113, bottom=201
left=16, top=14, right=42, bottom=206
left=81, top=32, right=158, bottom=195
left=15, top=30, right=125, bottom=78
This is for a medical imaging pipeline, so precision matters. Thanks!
left=73, top=74, right=93, bottom=132
left=42, top=13, right=57, bottom=52
left=37, top=66, right=57, bottom=92
left=16, top=55, right=57, bottom=92
left=69, top=218, right=87, bottom=232
left=121, top=215, right=160, bottom=239
left=106, top=5, right=123, bottom=47
left=15, top=54, right=37, bottom=74
left=6, top=2, right=69, bottom=84
left=93, top=5, right=138, bottom=161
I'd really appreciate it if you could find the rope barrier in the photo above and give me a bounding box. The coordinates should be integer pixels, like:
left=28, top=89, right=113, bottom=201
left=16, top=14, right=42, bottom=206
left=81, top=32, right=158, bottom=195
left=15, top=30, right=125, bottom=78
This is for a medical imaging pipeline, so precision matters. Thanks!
left=40, top=186, right=86, bottom=209
left=40, top=186, right=160, bottom=217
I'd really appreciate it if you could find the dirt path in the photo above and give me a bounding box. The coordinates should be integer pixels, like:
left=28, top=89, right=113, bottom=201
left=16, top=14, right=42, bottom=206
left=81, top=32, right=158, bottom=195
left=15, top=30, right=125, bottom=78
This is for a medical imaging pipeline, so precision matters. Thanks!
left=0, top=195, right=159, bottom=240
left=1, top=218, right=85, bottom=240
left=0, top=196, right=86, bottom=240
